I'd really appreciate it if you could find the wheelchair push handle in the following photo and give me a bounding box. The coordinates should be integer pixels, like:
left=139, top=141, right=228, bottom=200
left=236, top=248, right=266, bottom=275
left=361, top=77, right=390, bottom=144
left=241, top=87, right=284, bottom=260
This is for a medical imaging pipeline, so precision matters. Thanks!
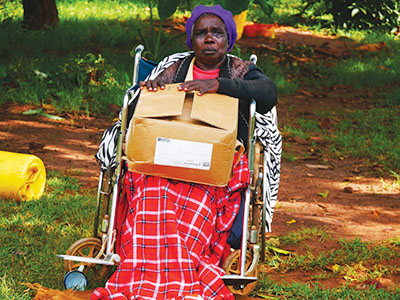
left=133, top=45, right=144, bottom=85
left=250, top=54, right=257, bottom=65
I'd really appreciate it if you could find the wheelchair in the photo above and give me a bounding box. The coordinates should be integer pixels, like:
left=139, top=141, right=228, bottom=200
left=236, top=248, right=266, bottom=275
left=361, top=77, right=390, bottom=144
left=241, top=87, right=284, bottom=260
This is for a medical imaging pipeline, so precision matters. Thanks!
left=58, top=45, right=281, bottom=296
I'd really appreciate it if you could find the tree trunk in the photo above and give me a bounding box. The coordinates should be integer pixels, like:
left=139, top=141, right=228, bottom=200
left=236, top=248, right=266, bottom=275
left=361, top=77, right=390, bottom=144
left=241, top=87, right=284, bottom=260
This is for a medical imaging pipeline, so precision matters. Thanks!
left=22, top=0, right=59, bottom=30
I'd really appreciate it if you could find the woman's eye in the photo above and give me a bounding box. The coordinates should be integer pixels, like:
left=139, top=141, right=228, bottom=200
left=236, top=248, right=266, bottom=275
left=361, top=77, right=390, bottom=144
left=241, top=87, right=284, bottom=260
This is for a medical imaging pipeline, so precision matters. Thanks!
left=212, top=28, right=226, bottom=37
left=193, top=30, right=206, bottom=37
left=193, top=28, right=226, bottom=38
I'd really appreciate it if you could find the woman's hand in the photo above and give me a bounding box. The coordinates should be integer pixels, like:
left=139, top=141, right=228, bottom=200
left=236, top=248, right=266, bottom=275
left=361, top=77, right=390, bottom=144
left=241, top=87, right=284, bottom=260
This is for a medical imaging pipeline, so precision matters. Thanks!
left=139, top=79, right=166, bottom=92
left=178, top=79, right=219, bottom=96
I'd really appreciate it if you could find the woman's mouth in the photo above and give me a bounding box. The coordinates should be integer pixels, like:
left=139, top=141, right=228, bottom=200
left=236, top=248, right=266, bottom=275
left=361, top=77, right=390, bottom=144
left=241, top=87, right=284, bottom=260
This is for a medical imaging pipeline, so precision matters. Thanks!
left=203, top=48, right=217, bottom=54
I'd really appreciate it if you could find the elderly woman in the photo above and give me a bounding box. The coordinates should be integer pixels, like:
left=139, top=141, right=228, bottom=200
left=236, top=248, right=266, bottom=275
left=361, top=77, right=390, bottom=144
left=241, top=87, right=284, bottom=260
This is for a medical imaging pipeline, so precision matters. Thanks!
left=91, top=4, right=277, bottom=300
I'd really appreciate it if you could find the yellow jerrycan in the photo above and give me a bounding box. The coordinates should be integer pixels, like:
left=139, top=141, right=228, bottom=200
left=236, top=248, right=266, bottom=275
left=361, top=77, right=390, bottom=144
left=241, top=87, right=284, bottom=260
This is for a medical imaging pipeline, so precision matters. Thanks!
left=0, top=150, right=46, bottom=201
left=233, top=10, right=247, bottom=40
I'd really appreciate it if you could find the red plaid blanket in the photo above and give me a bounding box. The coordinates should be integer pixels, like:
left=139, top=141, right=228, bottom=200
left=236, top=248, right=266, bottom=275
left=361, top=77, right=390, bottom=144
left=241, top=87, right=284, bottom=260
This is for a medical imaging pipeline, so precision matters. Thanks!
left=91, top=154, right=250, bottom=300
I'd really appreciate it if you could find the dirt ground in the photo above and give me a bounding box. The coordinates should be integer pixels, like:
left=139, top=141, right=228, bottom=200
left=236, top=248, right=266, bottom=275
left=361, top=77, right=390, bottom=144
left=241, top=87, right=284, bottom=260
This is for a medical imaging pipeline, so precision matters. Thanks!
left=1, top=27, right=399, bottom=298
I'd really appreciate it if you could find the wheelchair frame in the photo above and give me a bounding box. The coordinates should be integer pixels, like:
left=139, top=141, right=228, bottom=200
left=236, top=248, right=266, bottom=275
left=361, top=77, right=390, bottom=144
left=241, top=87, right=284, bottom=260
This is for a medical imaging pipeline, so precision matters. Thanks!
left=59, top=45, right=270, bottom=295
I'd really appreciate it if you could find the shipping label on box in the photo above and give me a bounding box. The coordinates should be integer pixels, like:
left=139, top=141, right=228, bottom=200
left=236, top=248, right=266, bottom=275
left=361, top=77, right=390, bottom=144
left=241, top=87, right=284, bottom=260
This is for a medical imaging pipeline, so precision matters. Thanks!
left=154, top=137, right=213, bottom=170
left=126, top=83, right=238, bottom=186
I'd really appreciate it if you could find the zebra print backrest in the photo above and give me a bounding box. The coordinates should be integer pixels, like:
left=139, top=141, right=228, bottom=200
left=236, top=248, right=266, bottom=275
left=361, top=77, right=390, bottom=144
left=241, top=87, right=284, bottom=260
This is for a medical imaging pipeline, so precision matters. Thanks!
left=255, top=107, right=282, bottom=232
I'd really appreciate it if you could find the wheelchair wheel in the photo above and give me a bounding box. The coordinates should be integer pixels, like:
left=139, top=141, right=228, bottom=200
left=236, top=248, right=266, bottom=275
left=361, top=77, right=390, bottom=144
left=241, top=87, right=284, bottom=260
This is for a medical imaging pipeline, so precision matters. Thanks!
left=64, top=237, right=111, bottom=286
left=222, top=249, right=258, bottom=296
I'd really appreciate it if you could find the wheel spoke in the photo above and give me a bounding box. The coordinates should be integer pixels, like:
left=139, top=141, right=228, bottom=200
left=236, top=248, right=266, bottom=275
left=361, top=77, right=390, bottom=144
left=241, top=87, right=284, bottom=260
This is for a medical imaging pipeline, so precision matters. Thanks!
left=88, top=245, right=96, bottom=257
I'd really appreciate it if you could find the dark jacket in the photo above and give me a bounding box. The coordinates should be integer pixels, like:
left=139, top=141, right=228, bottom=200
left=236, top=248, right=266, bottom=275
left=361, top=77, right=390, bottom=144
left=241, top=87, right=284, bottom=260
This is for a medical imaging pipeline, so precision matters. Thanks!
left=147, top=53, right=278, bottom=148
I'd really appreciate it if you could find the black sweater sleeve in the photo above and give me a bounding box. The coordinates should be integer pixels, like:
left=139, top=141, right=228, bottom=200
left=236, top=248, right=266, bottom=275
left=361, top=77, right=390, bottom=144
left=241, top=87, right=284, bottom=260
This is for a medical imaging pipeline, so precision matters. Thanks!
left=217, top=64, right=278, bottom=114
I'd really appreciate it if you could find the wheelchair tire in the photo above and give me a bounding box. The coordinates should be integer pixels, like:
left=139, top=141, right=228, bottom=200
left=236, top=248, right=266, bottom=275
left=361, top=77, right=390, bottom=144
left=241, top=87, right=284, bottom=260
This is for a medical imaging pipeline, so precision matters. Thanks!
left=64, top=237, right=111, bottom=286
left=222, top=249, right=258, bottom=296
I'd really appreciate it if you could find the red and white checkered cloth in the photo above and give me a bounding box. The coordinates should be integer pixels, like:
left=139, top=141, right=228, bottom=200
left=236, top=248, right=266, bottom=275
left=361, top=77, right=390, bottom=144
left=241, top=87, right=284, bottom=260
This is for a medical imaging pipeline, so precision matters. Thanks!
left=91, top=154, right=250, bottom=300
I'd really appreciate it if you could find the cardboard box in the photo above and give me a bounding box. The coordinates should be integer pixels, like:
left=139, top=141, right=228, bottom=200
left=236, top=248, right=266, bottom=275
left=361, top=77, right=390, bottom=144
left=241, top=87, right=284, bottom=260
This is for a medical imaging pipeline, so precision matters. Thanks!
left=125, top=83, right=239, bottom=186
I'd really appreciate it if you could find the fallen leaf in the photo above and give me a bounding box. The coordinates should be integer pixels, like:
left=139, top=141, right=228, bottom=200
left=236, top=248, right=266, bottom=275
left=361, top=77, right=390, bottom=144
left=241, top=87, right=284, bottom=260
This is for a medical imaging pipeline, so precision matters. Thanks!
left=292, top=136, right=310, bottom=145
left=289, top=195, right=303, bottom=203
left=313, top=199, right=328, bottom=211
left=331, top=84, right=348, bottom=90
left=299, top=89, right=313, bottom=97
left=268, top=246, right=292, bottom=255
left=309, top=136, right=323, bottom=142
left=22, top=108, right=42, bottom=115
left=376, top=65, right=389, bottom=71
left=286, top=219, right=297, bottom=224
left=328, top=264, right=341, bottom=272
left=318, top=190, right=330, bottom=198
left=42, top=112, right=65, bottom=121
left=355, top=42, right=388, bottom=52
left=256, top=294, right=281, bottom=300
left=259, top=44, right=279, bottom=52
left=372, top=209, right=380, bottom=216
left=306, top=164, right=331, bottom=170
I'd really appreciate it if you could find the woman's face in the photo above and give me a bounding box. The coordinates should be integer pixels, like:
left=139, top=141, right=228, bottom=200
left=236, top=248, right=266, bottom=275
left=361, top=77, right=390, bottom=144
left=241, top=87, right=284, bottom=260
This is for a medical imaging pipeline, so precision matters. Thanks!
left=191, top=14, right=229, bottom=70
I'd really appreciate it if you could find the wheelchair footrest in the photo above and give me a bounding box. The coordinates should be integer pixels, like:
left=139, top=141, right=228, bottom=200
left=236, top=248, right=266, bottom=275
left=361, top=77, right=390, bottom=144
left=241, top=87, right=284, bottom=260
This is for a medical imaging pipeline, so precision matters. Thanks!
left=56, top=254, right=117, bottom=266
left=222, top=274, right=257, bottom=286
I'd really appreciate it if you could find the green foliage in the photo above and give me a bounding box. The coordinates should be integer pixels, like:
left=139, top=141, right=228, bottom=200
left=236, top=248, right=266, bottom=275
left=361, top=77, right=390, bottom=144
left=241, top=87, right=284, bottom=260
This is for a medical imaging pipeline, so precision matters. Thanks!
left=136, top=0, right=186, bottom=61
left=253, top=0, right=274, bottom=17
left=247, top=0, right=400, bottom=31
left=212, top=0, right=273, bottom=16
left=216, top=0, right=250, bottom=15
left=158, top=0, right=180, bottom=20
left=326, top=0, right=400, bottom=31
left=58, top=53, right=107, bottom=87
left=0, top=0, right=22, bottom=22
left=0, top=52, right=126, bottom=116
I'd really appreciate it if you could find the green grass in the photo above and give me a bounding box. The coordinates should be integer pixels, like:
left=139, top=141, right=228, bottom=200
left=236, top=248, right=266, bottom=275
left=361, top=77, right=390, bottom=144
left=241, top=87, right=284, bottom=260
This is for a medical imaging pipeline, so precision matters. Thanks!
left=256, top=227, right=400, bottom=299
left=315, top=55, right=400, bottom=90
left=282, top=126, right=310, bottom=140
left=0, top=170, right=97, bottom=299
left=264, top=227, right=400, bottom=272
left=279, top=226, right=331, bottom=245
left=288, top=105, right=400, bottom=172
left=0, top=0, right=189, bottom=116
left=256, top=276, right=400, bottom=300
left=328, top=107, right=400, bottom=171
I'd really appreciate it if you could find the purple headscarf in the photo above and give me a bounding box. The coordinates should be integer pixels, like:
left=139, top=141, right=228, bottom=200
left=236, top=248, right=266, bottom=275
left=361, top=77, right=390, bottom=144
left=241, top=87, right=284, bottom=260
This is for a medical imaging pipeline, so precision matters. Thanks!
left=185, top=4, right=237, bottom=52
